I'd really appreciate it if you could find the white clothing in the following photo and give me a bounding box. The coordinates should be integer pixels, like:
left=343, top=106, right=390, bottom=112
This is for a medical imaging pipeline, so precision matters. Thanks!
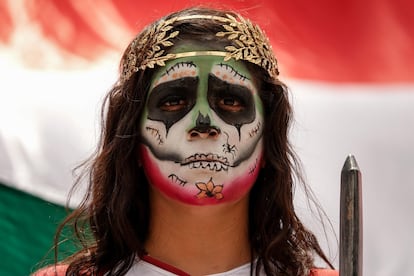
left=125, top=259, right=263, bottom=275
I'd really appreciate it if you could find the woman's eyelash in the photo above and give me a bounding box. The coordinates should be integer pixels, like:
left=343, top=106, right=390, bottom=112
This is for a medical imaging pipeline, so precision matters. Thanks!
left=221, top=95, right=244, bottom=105
left=165, top=61, right=196, bottom=75
left=161, top=95, right=184, bottom=104
left=218, top=63, right=249, bottom=81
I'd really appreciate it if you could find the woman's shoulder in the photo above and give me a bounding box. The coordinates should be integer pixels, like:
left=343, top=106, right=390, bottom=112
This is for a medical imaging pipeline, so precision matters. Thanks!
left=310, top=268, right=339, bottom=276
left=32, top=265, right=68, bottom=276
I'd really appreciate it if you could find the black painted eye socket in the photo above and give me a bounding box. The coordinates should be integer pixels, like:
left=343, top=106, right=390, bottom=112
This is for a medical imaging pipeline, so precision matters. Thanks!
left=217, top=96, right=245, bottom=112
left=147, top=77, right=198, bottom=132
left=159, top=95, right=189, bottom=112
left=208, top=74, right=255, bottom=128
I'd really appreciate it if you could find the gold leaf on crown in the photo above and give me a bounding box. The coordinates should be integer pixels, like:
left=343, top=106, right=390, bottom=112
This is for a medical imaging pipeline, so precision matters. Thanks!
left=216, top=14, right=278, bottom=79
left=120, top=14, right=279, bottom=84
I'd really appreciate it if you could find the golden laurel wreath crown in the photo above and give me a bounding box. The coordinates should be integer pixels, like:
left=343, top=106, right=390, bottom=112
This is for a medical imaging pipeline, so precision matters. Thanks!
left=120, top=14, right=279, bottom=84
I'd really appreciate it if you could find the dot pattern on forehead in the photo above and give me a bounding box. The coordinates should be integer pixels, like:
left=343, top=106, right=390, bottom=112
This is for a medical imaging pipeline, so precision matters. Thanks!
left=212, top=63, right=254, bottom=92
left=153, top=61, right=197, bottom=88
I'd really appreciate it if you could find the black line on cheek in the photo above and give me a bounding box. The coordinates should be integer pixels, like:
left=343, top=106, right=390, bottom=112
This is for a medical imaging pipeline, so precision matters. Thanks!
left=248, top=121, right=262, bottom=138
left=248, top=158, right=259, bottom=175
left=145, top=126, right=164, bottom=145
left=141, top=136, right=182, bottom=162
left=168, top=174, right=187, bottom=186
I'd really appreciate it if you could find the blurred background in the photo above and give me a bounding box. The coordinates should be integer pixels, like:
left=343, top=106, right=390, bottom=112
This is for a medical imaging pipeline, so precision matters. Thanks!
left=1, top=0, right=413, bottom=275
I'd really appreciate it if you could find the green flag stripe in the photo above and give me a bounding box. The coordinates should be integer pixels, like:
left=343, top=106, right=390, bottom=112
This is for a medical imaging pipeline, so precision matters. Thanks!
left=0, top=182, right=75, bottom=275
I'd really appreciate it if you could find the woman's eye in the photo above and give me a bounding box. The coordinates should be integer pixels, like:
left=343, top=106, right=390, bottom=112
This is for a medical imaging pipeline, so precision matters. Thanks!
left=160, top=97, right=187, bottom=111
left=218, top=97, right=244, bottom=112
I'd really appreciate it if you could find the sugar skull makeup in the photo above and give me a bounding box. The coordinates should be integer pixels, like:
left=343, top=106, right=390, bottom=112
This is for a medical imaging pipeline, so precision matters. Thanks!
left=139, top=54, right=264, bottom=205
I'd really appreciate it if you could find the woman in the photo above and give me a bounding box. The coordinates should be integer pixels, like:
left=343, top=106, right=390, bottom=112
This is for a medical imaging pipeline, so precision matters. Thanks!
left=36, top=6, right=337, bottom=276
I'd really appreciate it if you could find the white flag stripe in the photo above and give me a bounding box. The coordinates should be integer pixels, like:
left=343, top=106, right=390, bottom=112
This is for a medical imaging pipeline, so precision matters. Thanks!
left=290, top=80, right=414, bottom=274
left=0, top=59, right=118, bottom=205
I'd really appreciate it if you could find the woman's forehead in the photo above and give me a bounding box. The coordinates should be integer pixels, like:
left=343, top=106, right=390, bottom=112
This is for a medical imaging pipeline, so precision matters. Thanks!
left=150, top=55, right=254, bottom=90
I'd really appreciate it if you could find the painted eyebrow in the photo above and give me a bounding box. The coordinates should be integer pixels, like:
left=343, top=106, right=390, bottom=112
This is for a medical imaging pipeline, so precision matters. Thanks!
left=208, top=74, right=253, bottom=95
left=217, top=63, right=249, bottom=81
left=150, top=76, right=199, bottom=94
left=162, top=61, right=197, bottom=77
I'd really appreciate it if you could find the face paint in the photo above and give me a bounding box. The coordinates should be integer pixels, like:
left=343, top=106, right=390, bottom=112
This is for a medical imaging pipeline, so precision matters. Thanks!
left=139, top=51, right=264, bottom=206
left=208, top=64, right=256, bottom=139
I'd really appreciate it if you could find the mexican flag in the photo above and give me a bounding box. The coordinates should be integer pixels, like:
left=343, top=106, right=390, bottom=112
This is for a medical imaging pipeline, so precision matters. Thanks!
left=1, top=1, right=413, bottom=275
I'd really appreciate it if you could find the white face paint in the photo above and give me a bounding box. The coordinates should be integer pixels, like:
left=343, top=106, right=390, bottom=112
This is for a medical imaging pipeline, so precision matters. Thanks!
left=139, top=55, right=264, bottom=205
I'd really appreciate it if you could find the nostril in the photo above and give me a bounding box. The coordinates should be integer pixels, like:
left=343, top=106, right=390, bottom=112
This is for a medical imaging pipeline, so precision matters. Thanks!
left=188, top=127, right=220, bottom=140
left=208, top=128, right=221, bottom=139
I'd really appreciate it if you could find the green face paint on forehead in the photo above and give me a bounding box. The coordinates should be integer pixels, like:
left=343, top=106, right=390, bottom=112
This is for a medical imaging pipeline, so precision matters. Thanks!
left=146, top=52, right=261, bottom=135
left=150, top=41, right=256, bottom=89
left=150, top=57, right=255, bottom=91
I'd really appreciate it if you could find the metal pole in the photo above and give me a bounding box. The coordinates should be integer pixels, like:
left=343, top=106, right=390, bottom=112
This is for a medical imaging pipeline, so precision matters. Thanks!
left=339, top=154, right=363, bottom=276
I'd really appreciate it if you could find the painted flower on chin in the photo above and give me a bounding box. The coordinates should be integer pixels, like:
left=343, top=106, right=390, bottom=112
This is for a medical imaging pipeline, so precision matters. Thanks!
left=196, top=178, right=223, bottom=200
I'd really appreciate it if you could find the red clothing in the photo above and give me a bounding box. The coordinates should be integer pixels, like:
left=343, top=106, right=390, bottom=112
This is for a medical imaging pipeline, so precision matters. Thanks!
left=310, top=268, right=339, bottom=276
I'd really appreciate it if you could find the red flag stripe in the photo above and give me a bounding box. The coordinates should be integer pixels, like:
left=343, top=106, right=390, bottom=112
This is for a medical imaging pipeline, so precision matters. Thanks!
left=1, top=0, right=413, bottom=83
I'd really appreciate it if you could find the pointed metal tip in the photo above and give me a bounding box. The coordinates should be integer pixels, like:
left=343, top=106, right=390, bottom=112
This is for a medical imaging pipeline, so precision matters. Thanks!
left=342, top=154, right=360, bottom=172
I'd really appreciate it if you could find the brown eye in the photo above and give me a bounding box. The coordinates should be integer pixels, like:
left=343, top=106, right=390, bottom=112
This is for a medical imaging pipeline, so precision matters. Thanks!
left=218, top=97, right=245, bottom=112
left=160, top=96, right=188, bottom=111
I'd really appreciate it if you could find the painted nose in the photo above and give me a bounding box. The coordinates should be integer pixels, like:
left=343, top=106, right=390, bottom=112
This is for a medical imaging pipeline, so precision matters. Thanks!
left=188, top=126, right=220, bottom=140
left=187, top=112, right=220, bottom=140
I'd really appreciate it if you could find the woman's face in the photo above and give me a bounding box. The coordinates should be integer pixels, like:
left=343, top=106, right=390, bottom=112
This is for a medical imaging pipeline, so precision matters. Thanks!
left=139, top=48, right=264, bottom=205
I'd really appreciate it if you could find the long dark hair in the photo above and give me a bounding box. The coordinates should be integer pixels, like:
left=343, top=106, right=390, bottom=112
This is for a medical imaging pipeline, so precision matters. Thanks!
left=55, top=7, right=333, bottom=275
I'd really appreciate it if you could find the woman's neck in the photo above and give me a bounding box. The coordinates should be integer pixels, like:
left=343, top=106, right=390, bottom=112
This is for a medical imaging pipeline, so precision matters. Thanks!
left=145, top=189, right=251, bottom=276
